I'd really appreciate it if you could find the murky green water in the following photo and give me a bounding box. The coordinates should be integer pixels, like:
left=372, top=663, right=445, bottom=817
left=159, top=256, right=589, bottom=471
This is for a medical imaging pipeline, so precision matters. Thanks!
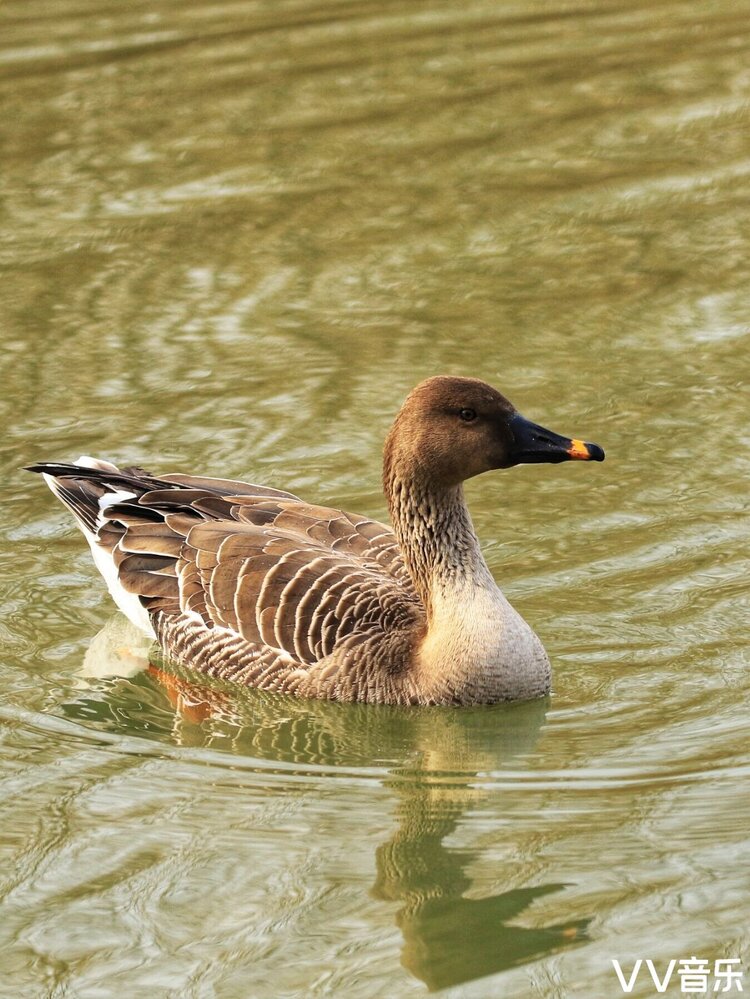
left=2, top=0, right=749, bottom=995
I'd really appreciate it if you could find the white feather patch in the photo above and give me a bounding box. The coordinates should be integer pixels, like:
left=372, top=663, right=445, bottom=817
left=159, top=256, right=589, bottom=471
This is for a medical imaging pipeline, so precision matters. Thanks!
left=98, top=488, right=136, bottom=511
left=86, top=536, right=156, bottom=638
left=75, top=455, right=119, bottom=471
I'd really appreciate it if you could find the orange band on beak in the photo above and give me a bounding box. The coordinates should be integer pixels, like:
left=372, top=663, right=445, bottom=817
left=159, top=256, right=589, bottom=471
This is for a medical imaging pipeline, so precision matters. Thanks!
left=566, top=439, right=592, bottom=460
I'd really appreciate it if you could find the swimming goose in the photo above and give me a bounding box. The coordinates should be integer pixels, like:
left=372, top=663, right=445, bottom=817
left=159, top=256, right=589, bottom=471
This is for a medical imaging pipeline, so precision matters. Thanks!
left=27, top=376, right=603, bottom=705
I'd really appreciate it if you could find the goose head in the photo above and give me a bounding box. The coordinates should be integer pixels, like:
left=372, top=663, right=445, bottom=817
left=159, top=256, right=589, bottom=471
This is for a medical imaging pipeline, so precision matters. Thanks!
left=384, top=375, right=604, bottom=489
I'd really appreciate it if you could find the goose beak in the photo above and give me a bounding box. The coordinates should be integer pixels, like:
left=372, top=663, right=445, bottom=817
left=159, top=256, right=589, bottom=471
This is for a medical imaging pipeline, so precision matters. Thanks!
left=507, top=413, right=605, bottom=465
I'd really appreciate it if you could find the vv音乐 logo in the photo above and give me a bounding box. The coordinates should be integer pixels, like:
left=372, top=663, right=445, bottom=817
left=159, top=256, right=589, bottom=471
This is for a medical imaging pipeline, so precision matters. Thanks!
left=611, top=958, right=743, bottom=994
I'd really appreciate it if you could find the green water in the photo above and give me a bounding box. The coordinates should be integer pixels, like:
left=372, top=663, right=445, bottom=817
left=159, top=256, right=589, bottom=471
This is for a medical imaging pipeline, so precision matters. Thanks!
left=2, top=0, right=749, bottom=995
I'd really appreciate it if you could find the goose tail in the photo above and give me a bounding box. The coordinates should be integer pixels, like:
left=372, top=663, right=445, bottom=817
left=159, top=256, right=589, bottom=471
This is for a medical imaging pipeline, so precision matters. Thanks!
left=26, top=457, right=159, bottom=636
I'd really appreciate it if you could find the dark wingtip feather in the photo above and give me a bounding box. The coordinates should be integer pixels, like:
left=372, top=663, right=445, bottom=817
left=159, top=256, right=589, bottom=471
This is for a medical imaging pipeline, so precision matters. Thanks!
left=25, top=462, right=90, bottom=477
left=24, top=462, right=170, bottom=494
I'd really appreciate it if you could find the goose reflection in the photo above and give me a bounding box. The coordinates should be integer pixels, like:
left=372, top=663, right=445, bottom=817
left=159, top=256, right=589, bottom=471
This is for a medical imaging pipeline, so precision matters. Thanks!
left=372, top=751, right=588, bottom=990
left=67, top=616, right=589, bottom=992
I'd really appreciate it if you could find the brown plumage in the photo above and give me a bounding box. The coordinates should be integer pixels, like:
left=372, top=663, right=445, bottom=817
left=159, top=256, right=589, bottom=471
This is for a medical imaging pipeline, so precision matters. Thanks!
left=27, top=376, right=604, bottom=705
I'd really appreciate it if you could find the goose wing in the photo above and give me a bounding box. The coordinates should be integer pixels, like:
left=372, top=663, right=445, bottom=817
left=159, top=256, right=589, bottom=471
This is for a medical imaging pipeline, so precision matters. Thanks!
left=30, top=463, right=421, bottom=671
left=172, top=512, right=420, bottom=667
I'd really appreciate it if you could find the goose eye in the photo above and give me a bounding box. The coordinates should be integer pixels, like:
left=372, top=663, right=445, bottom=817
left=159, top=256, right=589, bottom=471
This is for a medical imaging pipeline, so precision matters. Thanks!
left=459, top=408, right=477, bottom=422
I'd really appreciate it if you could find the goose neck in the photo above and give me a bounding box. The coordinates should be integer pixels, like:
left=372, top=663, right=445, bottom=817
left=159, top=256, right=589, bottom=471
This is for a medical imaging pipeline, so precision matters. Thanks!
left=385, top=473, right=493, bottom=614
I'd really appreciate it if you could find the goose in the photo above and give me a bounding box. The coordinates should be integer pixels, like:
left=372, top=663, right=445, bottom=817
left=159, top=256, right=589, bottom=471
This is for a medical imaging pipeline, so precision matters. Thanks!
left=27, top=376, right=604, bottom=705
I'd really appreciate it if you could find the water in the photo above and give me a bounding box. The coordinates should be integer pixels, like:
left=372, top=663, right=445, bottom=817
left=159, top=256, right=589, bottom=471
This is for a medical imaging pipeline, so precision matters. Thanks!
left=2, top=0, right=749, bottom=995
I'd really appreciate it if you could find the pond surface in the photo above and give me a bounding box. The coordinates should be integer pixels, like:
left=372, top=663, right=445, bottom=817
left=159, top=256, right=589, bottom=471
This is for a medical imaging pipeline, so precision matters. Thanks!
left=1, top=0, right=749, bottom=996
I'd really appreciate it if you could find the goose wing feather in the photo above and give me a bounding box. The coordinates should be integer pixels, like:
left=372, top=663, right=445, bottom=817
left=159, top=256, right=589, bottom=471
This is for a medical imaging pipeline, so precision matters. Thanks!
left=144, top=499, right=420, bottom=667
